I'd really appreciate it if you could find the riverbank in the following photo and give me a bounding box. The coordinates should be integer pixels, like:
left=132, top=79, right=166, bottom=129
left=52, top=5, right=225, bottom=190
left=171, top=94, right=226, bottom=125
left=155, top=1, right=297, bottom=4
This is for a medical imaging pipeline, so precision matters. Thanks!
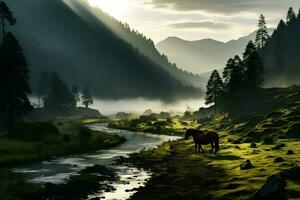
left=109, top=117, right=199, bottom=136
left=0, top=119, right=125, bottom=167
left=0, top=120, right=126, bottom=200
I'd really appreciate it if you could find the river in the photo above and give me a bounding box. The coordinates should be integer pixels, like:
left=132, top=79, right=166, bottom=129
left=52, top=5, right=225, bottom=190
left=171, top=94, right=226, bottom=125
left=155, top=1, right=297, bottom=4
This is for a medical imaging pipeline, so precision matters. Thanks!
left=13, top=123, right=181, bottom=199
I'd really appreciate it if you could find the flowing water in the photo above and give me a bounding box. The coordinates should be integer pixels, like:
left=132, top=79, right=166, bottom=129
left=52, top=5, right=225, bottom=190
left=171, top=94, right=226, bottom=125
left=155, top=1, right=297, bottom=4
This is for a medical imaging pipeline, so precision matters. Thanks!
left=13, top=123, right=180, bottom=199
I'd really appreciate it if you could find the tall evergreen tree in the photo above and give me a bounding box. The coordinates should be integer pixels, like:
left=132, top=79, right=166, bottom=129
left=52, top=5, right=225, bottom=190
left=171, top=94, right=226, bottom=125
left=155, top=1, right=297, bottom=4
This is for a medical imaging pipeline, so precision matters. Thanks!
left=243, top=41, right=264, bottom=92
left=37, top=71, right=51, bottom=107
left=81, top=87, right=93, bottom=108
left=287, top=7, right=297, bottom=24
left=222, top=55, right=243, bottom=111
left=44, top=72, right=75, bottom=110
left=255, top=14, right=270, bottom=50
left=71, top=85, right=80, bottom=107
left=205, top=70, right=223, bottom=115
left=0, top=1, right=16, bottom=45
left=0, top=33, right=32, bottom=129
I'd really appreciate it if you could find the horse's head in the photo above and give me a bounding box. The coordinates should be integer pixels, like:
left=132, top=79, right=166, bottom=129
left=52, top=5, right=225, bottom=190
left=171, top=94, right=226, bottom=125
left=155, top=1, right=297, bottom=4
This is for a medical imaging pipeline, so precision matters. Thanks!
left=185, top=129, right=193, bottom=139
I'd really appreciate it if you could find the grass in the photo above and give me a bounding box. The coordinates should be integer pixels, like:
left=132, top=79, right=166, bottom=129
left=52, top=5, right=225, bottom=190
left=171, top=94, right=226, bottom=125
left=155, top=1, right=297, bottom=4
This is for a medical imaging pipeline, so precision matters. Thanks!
left=119, top=93, right=300, bottom=199
left=126, top=135, right=300, bottom=200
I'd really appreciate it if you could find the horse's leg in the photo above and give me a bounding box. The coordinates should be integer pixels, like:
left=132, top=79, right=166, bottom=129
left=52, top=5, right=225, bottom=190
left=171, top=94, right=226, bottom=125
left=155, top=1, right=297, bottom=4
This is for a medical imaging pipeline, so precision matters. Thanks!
left=198, top=144, right=201, bottom=154
left=210, top=142, right=214, bottom=154
left=195, top=143, right=197, bottom=154
left=200, top=145, right=205, bottom=154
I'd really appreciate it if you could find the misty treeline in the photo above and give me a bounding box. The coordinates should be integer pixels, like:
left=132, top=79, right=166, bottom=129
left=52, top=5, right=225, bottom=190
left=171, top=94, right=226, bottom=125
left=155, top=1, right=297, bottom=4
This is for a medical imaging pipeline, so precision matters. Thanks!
left=206, top=7, right=300, bottom=114
left=37, top=71, right=94, bottom=110
left=0, top=1, right=95, bottom=130
left=263, top=7, right=300, bottom=84
left=0, top=1, right=32, bottom=129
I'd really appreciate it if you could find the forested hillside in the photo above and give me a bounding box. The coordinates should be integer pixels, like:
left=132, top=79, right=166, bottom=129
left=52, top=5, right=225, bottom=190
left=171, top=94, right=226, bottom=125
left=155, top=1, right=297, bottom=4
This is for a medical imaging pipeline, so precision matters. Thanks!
left=72, top=0, right=205, bottom=88
left=8, top=0, right=201, bottom=100
left=263, top=7, right=300, bottom=86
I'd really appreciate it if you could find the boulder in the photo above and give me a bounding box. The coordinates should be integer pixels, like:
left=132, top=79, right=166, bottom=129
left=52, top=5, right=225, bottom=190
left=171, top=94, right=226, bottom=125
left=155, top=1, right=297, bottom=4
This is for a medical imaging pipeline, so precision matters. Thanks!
left=272, top=144, right=286, bottom=150
left=240, top=160, right=254, bottom=170
left=250, top=143, right=257, bottom=148
left=254, top=175, right=287, bottom=200
left=279, top=166, right=300, bottom=180
left=274, top=157, right=285, bottom=163
left=286, top=150, right=295, bottom=155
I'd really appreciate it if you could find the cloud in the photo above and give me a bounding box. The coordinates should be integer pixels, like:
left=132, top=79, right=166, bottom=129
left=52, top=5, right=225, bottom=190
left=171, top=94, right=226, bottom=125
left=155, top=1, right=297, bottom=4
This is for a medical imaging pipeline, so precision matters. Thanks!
left=142, top=0, right=299, bottom=15
left=167, top=21, right=231, bottom=30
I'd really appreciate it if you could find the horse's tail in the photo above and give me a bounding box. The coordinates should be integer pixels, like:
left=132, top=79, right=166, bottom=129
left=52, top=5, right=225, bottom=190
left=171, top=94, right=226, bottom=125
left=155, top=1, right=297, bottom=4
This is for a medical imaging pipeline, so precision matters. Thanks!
left=215, top=135, right=220, bottom=152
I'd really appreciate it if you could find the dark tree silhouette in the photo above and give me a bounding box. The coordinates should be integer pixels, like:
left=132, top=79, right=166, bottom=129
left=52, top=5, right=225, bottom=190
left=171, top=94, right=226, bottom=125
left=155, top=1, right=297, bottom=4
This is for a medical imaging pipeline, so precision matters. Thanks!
left=287, top=7, right=297, bottom=24
left=243, top=41, right=264, bottom=92
left=263, top=7, right=300, bottom=84
left=81, top=87, right=93, bottom=108
left=0, top=1, right=16, bottom=45
left=0, top=33, right=32, bottom=129
left=205, top=70, right=224, bottom=115
left=255, top=14, right=270, bottom=50
left=222, top=55, right=243, bottom=111
left=44, top=72, right=75, bottom=110
left=37, top=71, right=51, bottom=107
left=71, top=85, right=80, bottom=107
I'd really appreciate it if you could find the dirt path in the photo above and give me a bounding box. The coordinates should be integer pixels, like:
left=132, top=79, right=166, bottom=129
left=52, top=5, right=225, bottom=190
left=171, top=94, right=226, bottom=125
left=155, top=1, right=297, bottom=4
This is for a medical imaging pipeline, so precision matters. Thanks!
left=130, top=140, right=226, bottom=200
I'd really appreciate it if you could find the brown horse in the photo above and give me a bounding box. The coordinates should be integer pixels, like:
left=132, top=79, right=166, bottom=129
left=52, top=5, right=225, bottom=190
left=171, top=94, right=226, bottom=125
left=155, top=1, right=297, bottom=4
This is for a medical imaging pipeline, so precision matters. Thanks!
left=185, top=129, right=220, bottom=154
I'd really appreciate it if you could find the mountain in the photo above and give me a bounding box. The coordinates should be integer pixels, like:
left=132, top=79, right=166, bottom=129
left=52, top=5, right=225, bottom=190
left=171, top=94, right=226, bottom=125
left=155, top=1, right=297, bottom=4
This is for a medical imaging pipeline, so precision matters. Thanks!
left=157, top=29, right=274, bottom=74
left=263, top=16, right=300, bottom=87
left=81, top=3, right=205, bottom=88
left=7, top=0, right=201, bottom=101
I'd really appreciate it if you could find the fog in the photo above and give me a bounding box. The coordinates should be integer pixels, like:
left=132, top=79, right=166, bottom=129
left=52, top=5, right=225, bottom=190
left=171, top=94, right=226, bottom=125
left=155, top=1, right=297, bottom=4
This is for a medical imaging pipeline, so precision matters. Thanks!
left=30, top=97, right=207, bottom=115
left=90, top=98, right=206, bottom=115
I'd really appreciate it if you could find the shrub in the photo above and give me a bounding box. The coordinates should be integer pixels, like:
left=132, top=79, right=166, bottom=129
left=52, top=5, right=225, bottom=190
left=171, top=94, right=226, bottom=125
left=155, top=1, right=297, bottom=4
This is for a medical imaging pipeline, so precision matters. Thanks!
left=286, top=122, right=300, bottom=138
left=62, top=134, right=71, bottom=142
left=78, top=126, right=92, bottom=145
left=11, top=122, right=60, bottom=141
left=263, top=136, right=275, bottom=145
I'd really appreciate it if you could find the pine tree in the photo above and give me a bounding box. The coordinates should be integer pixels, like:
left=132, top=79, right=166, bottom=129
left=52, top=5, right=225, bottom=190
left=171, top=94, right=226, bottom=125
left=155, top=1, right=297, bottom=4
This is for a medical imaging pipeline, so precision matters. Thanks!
left=222, top=55, right=243, bottom=111
left=205, top=70, right=223, bottom=115
left=298, top=8, right=300, bottom=19
left=255, top=14, right=270, bottom=50
left=44, top=72, right=75, bottom=110
left=287, top=7, right=296, bottom=24
left=37, top=71, right=51, bottom=108
left=243, top=41, right=264, bottom=92
left=0, top=1, right=16, bottom=45
left=0, top=33, right=32, bottom=129
left=71, top=85, right=80, bottom=107
left=81, top=87, right=93, bottom=108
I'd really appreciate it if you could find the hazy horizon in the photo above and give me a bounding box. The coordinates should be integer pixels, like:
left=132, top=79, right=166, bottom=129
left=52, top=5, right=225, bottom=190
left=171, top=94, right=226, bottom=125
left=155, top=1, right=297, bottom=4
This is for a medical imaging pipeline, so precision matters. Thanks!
left=86, top=0, right=300, bottom=43
left=30, top=96, right=207, bottom=115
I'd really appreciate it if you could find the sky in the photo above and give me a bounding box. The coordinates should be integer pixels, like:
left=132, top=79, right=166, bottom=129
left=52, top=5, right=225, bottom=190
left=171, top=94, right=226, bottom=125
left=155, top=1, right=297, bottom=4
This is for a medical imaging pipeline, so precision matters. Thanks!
left=87, top=0, right=300, bottom=43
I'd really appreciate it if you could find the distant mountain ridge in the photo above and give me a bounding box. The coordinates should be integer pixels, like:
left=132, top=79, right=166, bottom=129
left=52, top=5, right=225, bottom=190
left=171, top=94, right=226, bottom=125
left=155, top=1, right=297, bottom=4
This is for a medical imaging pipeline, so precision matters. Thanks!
left=8, top=0, right=201, bottom=101
left=157, top=29, right=274, bottom=74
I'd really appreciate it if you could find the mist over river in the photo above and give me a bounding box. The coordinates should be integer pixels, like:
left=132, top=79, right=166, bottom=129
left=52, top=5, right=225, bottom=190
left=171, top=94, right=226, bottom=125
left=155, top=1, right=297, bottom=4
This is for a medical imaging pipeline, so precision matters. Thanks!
left=30, top=97, right=206, bottom=115
left=89, top=98, right=206, bottom=115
